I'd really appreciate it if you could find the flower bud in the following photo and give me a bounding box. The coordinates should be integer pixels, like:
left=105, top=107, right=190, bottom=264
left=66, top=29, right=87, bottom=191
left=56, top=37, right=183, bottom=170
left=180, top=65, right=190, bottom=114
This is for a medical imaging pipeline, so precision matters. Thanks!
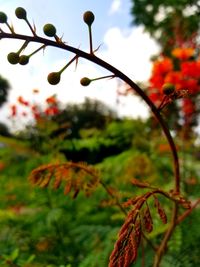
left=19, top=55, right=29, bottom=65
left=15, top=7, right=27, bottom=20
left=7, top=52, right=20, bottom=64
left=0, top=12, right=7, bottom=23
left=47, top=72, right=60, bottom=85
left=80, top=77, right=91, bottom=86
left=43, top=23, right=57, bottom=37
left=162, top=83, right=175, bottom=95
left=83, top=11, right=95, bottom=26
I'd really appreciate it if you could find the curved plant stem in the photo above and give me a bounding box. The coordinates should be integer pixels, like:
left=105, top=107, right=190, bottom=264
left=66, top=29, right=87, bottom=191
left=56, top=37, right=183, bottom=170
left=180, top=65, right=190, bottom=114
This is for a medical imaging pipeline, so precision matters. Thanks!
left=0, top=32, right=180, bottom=194
left=0, top=31, right=181, bottom=266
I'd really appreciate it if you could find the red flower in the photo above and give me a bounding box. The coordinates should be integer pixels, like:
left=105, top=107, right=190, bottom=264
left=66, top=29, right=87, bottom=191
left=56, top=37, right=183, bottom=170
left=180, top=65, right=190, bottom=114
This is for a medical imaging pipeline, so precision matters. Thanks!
left=44, top=106, right=59, bottom=116
left=10, top=105, right=17, bottom=117
left=181, top=61, right=200, bottom=79
left=152, top=58, right=173, bottom=76
left=17, top=96, right=29, bottom=106
left=164, top=71, right=182, bottom=90
left=182, top=99, right=195, bottom=115
left=46, top=95, right=57, bottom=105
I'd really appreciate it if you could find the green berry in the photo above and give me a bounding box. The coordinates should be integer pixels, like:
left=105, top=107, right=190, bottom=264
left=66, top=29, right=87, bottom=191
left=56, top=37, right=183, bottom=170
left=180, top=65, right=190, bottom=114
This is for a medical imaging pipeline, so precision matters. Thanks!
left=162, top=83, right=175, bottom=95
left=43, top=24, right=56, bottom=37
left=83, top=11, right=95, bottom=26
left=47, top=72, right=60, bottom=85
left=15, top=7, right=27, bottom=19
left=80, top=77, right=91, bottom=86
left=0, top=12, right=7, bottom=23
left=7, top=52, right=20, bottom=64
left=19, top=55, right=29, bottom=65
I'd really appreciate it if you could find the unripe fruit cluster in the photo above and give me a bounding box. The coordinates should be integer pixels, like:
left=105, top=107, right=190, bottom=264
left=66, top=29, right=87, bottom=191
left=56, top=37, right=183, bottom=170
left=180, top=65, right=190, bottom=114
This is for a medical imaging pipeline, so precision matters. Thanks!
left=19, top=55, right=29, bottom=65
left=15, top=7, right=27, bottom=20
left=47, top=72, right=61, bottom=85
left=80, top=77, right=91, bottom=86
left=0, top=12, right=7, bottom=23
left=162, top=83, right=175, bottom=95
left=7, top=53, right=20, bottom=65
left=83, top=11, right=95, bottom=26
left=43, top=24, right=57, bottom=37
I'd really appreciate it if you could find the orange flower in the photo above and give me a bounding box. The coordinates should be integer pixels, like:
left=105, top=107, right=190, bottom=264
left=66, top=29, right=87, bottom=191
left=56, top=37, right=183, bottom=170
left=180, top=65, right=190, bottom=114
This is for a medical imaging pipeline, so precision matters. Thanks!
left=172, top=47, right=195, bottom=60
left=46, top=95, right=57, bottom=105
left=17, top=96, right=29, bottom=106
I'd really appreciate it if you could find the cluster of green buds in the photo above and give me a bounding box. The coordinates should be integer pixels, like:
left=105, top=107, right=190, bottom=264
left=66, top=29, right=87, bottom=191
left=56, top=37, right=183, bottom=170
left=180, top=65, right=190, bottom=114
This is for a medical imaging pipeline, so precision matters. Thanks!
left=1, top=8, right=113, bottom=87
left=7, top=41, right=45, bottom=65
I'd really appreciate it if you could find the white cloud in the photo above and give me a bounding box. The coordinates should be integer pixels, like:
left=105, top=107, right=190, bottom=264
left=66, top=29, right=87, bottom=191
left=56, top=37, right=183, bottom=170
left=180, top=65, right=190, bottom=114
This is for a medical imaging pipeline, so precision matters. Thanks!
left=109, top=0, right=121, bottom=15
left=101, top=26, right=159, bottom=81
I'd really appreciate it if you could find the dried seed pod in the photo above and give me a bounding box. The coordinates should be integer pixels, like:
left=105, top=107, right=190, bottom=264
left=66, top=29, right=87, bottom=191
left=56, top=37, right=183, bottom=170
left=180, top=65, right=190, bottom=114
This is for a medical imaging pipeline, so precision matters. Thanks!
left=83, top=11, right=95, bottom=26
left=43, top=23, right=56, bottom=37
left=162, top=83, right=175, bottom=95
left=19, top=55, right=29, bottom=65
left=0, top=12, right=7, bottom=23
left=7, top=52, right=20, bottom=64
left=80, top=77, right=91, bottom=86
left=15, top=7, right=27, bottom=20
left=47, top=72, right=61, bottom=85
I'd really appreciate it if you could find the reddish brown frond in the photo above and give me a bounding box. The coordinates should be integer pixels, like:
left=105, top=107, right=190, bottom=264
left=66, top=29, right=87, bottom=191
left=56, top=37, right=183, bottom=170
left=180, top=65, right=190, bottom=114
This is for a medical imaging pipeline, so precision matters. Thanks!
left=28, top=161, right=100, bottom=198
left=122, top=196, right=142, bottom=208
left=169, top=192, right=191, bottom=209
left=109, top=208, right=142, bottom=267
left=142, top=202, right=153, bottom=233
left=153, top=195, right=167, bottom=224
left=131, top=178, right=151, bottom=189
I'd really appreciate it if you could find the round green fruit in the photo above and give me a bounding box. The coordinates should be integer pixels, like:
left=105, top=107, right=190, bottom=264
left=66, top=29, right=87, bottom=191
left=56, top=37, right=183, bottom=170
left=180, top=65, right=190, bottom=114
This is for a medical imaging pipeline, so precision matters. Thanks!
left=43, top=24, right=57, bottom=37
left=19, top=55, right=29, bottom=65
left=7, top=52, right=20, bottom=64
left=80, top=77, right=91, bottom=86
left=15, top=7, right=27, bottom=19
left=83, top=11, right=95, bottom=26
left=162, top=83, right=175, bottom=95
left=0, top=12, right=7, bottom=23
left=47, top=72, right=60, bottom=85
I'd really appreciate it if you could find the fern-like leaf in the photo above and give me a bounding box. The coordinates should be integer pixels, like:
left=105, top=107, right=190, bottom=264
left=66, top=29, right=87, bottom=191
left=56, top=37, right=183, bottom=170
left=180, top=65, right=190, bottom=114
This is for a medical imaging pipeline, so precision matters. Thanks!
left=29, top=161, right=100, bottom=198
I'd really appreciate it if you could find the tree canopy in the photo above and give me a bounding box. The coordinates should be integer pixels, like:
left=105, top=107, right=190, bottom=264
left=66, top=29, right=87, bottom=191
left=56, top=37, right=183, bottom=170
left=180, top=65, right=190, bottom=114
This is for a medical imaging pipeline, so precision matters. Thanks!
left=0, top=75, right=10, bottom=107
left=130, top=0, right=200, bottom=52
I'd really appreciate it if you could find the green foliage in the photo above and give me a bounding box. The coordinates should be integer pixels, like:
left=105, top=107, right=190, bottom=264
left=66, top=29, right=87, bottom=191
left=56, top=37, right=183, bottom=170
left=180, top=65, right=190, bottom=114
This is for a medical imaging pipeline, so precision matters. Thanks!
left=130, top=0, right=200, bottom=52
left=0, top=106, right=199, bottom=266
left=0, top=75, right=10, bottom=107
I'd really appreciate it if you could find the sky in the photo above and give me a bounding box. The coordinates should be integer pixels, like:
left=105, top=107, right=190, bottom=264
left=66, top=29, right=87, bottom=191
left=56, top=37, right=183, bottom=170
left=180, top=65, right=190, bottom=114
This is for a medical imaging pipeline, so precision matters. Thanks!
left=0, top=0, right=160, bottom=130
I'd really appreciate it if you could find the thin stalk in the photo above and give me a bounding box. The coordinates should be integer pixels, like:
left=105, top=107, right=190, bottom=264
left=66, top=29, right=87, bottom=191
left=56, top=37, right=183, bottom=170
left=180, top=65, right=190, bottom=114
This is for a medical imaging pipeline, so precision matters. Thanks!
left=88, top=26, right=93, bottom=54
left=25, top=18, right=37, bottom=36
left=5, top=22, right=15, bottom=34
left=28, top=44, right=46, bottom=57
left=153, top=202, right=178, bottom=267
left=91, top=74, right=115, bottom=82
left=176, top=198, right=200, bottom=225
left=17, top=40, right=29, bottom=54
left=58, top=54, right=78, bottom=74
